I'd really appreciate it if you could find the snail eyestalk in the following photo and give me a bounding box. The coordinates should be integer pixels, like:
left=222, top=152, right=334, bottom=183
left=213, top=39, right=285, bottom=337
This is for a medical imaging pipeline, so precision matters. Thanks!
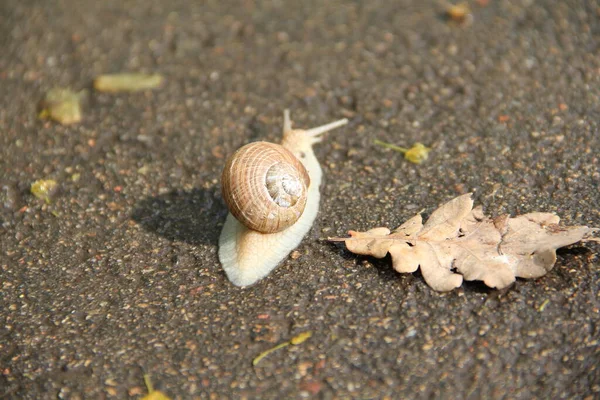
left=283, top=109, right=293, bottom=134
left=305, top=118, right=349, bottom=137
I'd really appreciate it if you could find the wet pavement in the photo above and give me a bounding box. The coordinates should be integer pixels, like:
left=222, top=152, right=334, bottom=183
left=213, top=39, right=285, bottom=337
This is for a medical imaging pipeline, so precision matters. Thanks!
left=1, top=0, right=599, bottom=398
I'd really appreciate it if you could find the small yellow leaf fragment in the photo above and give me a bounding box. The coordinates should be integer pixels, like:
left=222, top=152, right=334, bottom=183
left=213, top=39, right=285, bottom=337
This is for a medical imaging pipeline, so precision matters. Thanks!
left=374, top=140, right=431, bottom=164
left=141, top=392, right=171, bottom=400
left=94, top=73, right=164, bottom=93
left=290, top=331, right=312, bottom=345
left=141, top=374, right=171, bottom=400
left=252, top=331, right=313, bottom=366
left=40, top=88, right=83, bottom=125
left=538, top=299, right=550, bottom=312
left=30, top=179, right=58, bottom=204
left=404, top=143, right=432, bottom=164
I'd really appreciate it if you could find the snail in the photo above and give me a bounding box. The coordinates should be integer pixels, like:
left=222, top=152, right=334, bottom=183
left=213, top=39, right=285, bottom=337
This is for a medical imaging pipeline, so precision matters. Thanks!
left=218, top=110, right=348, bottom=286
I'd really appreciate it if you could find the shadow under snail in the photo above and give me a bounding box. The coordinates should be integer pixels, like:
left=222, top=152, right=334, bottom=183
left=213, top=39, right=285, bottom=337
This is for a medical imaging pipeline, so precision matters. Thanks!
left=219, top=110, right=348, bottom=286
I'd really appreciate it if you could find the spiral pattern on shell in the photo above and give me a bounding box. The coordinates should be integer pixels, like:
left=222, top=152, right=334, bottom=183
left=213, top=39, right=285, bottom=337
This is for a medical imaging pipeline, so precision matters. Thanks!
left=221, top=141, right=311, bottom=233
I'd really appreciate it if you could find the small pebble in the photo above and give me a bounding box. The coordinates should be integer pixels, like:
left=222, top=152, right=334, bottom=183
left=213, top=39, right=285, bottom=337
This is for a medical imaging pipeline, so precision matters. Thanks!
left=446, top=2, right=473, bottom=25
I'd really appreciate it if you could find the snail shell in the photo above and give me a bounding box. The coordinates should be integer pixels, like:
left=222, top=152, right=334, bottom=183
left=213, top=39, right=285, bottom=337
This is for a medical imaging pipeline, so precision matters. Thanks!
left=218, top=110, right=348, bottom=287
left=221, top=142, right=310, bottom=233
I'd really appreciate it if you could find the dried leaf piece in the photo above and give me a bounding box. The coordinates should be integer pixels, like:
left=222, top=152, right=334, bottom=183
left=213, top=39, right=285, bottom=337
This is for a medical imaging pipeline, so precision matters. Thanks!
left=94, top=73, right=164, bottom=93
left=30, top=179, right=58, bottom=204
left=39, top=88, right=84, bottom=125
left=330, top=194, right=598, bottom=291
left=374, top=140, right=431, bottom=164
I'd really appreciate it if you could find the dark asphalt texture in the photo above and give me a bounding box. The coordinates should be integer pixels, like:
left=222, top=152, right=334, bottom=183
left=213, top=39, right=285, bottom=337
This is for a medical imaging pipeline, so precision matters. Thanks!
left=1, top=0, right=599, bottom=398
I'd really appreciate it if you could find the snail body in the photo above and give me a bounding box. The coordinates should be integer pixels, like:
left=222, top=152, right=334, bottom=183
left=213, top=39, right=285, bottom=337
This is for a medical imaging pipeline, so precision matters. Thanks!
left=218, top=110, right=348, bottom=286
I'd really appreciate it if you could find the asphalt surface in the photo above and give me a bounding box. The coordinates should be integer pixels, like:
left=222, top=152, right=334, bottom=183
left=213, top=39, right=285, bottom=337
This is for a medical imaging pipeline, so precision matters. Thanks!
left=1, top=0, right=599, bottom=398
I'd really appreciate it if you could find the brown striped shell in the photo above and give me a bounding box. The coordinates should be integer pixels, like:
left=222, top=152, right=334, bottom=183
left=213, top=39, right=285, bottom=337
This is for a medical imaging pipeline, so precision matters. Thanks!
left=221, top=141, right=310, bottom=233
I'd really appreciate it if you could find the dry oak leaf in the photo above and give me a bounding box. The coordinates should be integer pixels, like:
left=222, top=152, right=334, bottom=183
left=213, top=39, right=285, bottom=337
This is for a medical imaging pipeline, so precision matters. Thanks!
left=330, top=194, right=598, bottom=291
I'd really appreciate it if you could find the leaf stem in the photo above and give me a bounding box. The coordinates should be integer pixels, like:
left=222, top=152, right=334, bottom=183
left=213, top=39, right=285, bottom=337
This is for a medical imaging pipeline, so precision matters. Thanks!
left=252, top=331, right=313, bottom=366
left=143, top=374, right=154, bottom=393
left=374, top=139, right=409, bottom=153
left=252, top=342, right=290, bottom=366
